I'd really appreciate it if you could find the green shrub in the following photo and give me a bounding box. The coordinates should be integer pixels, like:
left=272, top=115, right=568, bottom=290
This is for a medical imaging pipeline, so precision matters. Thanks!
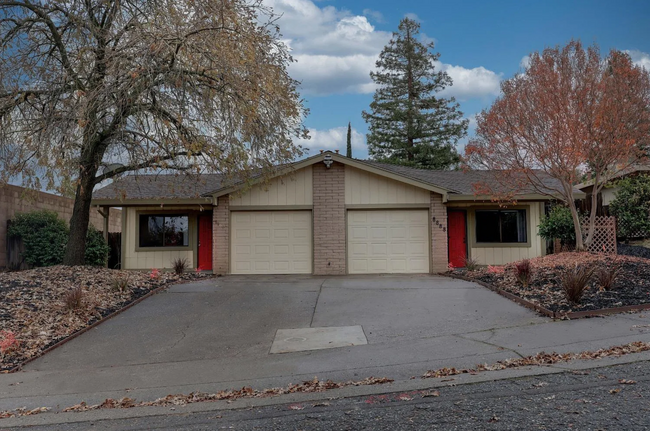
left=609, top=175, right=650, bottom=239
left=538, top=205, right=576, bottom=245
left=7, top=210, right=68, bottom=267
left=85, top=225, right=110, bottom=266
left=8, top=210, right=110, bottom=267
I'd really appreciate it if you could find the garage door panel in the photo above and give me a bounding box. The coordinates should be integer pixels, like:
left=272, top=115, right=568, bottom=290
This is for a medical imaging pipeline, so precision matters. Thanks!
left=231, top=211, right=312, bottom=274
left=348, top=210, right=429, bottom=274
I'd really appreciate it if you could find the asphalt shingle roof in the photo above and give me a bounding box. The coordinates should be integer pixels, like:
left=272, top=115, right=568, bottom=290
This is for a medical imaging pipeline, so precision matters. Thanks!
left=93, top=174, right=226, bottom=200
left=360, top=161, right=567, bottom=196
left=93, top=156, right=572, bottom=201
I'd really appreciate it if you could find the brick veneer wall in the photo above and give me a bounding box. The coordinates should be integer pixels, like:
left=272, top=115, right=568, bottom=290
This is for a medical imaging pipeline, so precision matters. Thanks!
left=212, top=195, right=230, bottom=275
left=312, top=161, right=346, bottom=275
left=0, top=185, right=122, bottom=268
left=430, top=192, right=448, bottom=273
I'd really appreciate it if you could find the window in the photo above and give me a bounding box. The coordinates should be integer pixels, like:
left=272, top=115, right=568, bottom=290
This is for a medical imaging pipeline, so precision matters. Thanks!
left=139, top=214, right=189, bottom=248
left=475, top=209, right=527, bottom=243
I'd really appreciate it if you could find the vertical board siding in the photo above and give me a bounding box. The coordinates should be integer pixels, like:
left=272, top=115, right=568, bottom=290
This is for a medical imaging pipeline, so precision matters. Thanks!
left=345, top=167, right=430, bottom=205
left=229, top=166, right=313, bottom=207
left=123, top=206, right=196, bottom=270
left=448, top=202, right=545, bottom=266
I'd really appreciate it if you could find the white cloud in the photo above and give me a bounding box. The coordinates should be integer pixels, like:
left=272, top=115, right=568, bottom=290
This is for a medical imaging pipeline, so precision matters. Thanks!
left=625, top=50, right=650, bottom=72
left=437, top=63, right=502, bottom=100
left=290, top=54, right=378, bottom=95
left=519, top=55, right=531, bottom=70
left=295, top=126, right=366, bottom=154
left=264, top=0, right=502, bottom=99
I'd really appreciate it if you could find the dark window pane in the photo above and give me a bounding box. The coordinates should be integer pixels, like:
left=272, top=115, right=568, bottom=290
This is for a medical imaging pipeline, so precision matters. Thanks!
left=476, top=209, right=527, bottom=243
left=500, top=211, right=519, bottom=242
left=163, top=216, right=189, bottom=246
left=139, top=215, right=164, bottom=247
left=476, top=211, right=500, bottom=243
left=139, top=215, right=189, bottom=248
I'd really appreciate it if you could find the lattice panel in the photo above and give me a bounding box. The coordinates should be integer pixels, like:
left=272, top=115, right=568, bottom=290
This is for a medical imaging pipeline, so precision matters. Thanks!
left=616, top=218, right=650, bottom=240
left=581, top=216, right=617, bottom=255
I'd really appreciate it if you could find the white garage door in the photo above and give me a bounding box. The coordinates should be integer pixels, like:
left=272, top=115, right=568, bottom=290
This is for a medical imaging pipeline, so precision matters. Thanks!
left=231, top=211, right=312, bottom=274
left=347, top=210, right=430, bottom=274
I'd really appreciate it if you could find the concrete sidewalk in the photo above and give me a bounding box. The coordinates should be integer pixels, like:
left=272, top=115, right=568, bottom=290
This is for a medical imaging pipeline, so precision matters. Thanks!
left=2, top=275, right=650, bottom=415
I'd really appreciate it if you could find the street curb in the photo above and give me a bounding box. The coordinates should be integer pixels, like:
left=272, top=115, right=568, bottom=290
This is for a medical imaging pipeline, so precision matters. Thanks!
left=3, top=351, right=650, bottom=428
left=444, top=273, right=650, bottom=319
left=8, top=276, right=214, bottom=373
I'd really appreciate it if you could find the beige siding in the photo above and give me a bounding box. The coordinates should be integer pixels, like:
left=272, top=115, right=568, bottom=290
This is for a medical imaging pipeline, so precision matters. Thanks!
left=602, top=187, right=618, bottom=206
left=345, top=167, right=430, bottom=205
left=123, top=207, right=196, bottom=270
left=229, top=166, right=313, bottom=207
left=448, top=202, right=546, bottom=266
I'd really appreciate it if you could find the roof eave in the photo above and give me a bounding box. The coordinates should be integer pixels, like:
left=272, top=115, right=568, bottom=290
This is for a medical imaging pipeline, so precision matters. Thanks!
left=446, top=190, right=586, bottom=202
left=91, top=197, right=214, bottom=206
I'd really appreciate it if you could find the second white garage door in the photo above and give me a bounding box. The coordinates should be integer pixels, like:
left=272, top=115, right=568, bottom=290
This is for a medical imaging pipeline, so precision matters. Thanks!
left=347, top=210, right=430, bottom=274
left=231, top=211, right=312, bottom=274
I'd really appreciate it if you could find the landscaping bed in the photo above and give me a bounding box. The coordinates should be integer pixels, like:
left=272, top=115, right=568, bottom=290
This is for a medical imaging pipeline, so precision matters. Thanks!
left=0, top=266, right=210, bottom=372
left=451, top=253, right=650, bottom=317
left=618, top=242, right=650, bottom=260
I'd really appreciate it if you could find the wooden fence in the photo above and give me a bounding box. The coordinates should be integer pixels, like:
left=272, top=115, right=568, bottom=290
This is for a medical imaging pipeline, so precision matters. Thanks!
left=553, top=216, right=617, bottom=255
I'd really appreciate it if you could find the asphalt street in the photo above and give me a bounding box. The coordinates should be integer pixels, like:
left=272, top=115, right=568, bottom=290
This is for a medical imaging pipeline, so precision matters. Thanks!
left=20, top=360, right=650, bottom=430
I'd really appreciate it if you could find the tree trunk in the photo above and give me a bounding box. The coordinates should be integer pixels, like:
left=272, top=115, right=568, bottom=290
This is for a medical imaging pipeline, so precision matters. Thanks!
left=63, top=168, right=97, bottom=265
left=568, top=200, right=585, bottom=251
left=584, top=177, right=601, bottom=248
left=405, top=26, right=415, bottom=162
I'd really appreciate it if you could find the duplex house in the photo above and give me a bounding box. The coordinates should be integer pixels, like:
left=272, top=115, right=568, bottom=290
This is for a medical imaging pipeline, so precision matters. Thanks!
left=92, top=151, right=583, bottom=274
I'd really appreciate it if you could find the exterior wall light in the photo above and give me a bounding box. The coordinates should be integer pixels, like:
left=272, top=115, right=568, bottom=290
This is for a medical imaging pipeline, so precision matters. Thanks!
left=323, top=154, right=333, bottom=169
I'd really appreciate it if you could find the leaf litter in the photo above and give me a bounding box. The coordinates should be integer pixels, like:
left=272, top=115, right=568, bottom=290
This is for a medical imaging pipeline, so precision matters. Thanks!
left=453, top=252, right=650, bottom=314
left=0, top=266, right=210, bottom=371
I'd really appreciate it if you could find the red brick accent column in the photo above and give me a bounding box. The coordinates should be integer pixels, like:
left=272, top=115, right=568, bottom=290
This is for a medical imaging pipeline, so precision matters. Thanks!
left=430, top=193, right=448, bottom=273
left=313, top=162, right=346, bottom=275
left=213, top=195, right=229, bottom=275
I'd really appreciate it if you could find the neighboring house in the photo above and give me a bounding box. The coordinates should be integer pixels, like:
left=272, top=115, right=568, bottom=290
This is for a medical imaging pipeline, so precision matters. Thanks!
left=576, top=165, right=650, bottom=216
left=91, top=151, right=583, bottom=274
left=0, top=184, right=122, bottom=269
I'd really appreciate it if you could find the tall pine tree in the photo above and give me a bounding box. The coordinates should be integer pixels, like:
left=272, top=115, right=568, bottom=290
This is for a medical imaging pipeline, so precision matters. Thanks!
left=362, top=18, right=468, bottom=170
left=346, top=122, right=352, bottom=158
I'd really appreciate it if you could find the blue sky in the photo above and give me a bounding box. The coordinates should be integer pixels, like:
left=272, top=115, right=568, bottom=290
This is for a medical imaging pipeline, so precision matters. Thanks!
left=265, top=0, right=650, bottom=159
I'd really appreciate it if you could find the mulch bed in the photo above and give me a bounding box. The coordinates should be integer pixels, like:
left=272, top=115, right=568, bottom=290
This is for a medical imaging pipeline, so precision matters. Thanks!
left=0, top=266, right=211, bottom=372
left=451, top=253, right=650, bottom=317
left=618, top=242, right=650, bottom=260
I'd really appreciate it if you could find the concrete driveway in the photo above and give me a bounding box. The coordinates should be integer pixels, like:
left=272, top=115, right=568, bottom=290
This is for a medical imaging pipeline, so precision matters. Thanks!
left=3, top=275, right=650, bottom=411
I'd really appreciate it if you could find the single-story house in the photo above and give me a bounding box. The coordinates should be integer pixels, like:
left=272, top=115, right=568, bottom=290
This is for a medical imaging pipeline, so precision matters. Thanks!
left=92, top=151, right=584, bottom=274
left=576, top=165, right=650, bottom=216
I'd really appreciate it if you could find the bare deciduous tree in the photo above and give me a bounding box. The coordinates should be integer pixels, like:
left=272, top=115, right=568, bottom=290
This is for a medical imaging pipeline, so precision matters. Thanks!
left=465, top=41, right=650, bottom=251
left=0, top=0, right=308, bottom=265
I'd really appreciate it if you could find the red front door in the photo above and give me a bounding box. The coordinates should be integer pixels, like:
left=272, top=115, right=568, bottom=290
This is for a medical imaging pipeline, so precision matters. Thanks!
left=198, top=214, right=213, bottom=271
left=448, top=211, right=467, bottom=268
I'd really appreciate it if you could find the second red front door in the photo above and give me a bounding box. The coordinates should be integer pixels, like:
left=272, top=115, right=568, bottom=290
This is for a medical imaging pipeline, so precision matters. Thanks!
left=448, top=210, right=467, bottom=268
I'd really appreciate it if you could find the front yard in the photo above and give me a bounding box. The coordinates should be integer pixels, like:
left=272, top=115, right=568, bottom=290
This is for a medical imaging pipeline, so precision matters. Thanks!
left=451, top=253, right=650, bottom=316
left=0, top=266, right=209, bottom=372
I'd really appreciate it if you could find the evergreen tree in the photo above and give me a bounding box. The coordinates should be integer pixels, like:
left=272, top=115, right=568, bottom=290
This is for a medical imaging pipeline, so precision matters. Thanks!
left=346, top=122, right=352, bottom=158
left=362, top=18, right=467, bottom=169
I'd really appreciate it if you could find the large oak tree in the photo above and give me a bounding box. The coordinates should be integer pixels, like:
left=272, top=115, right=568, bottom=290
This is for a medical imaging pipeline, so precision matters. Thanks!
left=0, top=0, right=308, bottom=265
left=465, top=40, right=650, bottom=250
